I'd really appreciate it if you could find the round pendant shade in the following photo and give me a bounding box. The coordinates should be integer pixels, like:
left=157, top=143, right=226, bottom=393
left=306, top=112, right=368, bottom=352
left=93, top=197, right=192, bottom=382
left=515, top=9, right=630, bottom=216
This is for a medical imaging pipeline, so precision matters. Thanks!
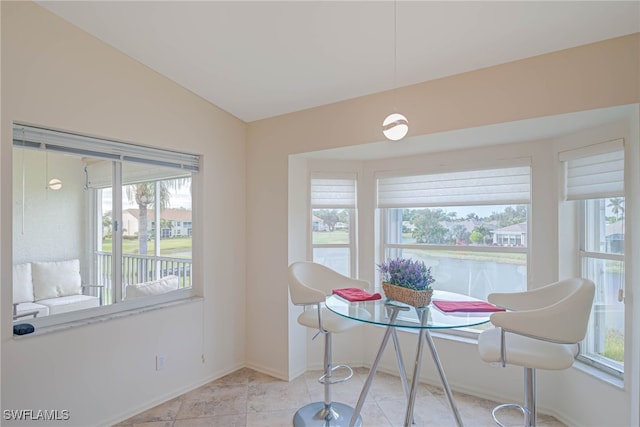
left=382, top=113, right=409, bottom=141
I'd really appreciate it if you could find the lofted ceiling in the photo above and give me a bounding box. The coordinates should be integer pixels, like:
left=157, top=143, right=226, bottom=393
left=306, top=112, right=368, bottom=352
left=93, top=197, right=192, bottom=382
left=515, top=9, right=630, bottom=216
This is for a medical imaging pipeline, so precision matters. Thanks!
left=37, top=1, right=639, bottom=123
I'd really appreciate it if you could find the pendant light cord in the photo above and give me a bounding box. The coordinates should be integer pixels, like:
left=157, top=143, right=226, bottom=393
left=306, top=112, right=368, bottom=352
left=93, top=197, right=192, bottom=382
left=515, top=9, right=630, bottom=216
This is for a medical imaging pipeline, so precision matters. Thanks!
left=394, top=0, right=397, bottom=91
left=392, top=0, right=399, bottom=112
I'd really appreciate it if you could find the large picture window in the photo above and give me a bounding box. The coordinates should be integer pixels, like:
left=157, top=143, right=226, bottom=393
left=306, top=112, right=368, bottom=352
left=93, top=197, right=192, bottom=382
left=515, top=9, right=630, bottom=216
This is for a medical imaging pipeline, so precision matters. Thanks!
left=12, top=123, right=199, bottom=327
left=377, top=166, right=530, bottom=313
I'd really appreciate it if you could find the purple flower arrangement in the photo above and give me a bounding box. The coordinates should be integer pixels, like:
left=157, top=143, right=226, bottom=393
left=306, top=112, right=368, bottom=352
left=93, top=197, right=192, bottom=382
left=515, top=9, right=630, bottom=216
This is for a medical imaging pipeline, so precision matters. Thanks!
left=378, top=258, right=435, bottom=291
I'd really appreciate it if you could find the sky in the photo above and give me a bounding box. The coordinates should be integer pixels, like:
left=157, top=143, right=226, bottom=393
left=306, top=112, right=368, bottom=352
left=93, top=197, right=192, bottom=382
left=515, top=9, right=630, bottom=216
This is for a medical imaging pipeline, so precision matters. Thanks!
left=101, top=187, right=192, bottom=212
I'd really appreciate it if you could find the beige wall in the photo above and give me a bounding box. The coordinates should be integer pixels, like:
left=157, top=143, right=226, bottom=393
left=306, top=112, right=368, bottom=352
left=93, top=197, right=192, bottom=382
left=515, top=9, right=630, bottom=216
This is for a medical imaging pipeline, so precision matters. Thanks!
left=246, top=33, right=640, bottom=425
left=1, top=2, right=246, bottom=426
left=2, top=0, right=640, bottom=425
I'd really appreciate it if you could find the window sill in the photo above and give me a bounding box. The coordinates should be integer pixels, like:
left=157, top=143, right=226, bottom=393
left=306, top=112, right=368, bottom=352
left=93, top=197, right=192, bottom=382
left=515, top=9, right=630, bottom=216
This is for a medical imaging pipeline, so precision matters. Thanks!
left=573, top=359, right=624, bottom=389
left=13, top=295, right=203, bottom=339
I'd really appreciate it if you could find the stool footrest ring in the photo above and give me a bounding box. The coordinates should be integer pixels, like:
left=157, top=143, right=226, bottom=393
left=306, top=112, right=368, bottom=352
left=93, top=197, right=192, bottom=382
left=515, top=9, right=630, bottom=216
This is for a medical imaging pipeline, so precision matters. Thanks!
left=491, top=403, right=529, bottom=427
left=318, top=364, right=353, bottom=385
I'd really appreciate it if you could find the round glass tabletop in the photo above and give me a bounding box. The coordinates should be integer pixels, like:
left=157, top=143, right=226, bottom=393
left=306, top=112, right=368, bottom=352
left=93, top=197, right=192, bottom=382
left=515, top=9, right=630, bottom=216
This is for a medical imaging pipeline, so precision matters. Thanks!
left=325, top=290, right=493, bottom=330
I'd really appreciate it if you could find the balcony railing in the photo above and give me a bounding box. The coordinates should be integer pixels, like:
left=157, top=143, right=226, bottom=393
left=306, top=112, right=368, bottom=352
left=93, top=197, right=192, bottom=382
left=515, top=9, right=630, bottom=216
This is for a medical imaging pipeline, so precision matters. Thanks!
left=94, top=252, right=192, bottom=305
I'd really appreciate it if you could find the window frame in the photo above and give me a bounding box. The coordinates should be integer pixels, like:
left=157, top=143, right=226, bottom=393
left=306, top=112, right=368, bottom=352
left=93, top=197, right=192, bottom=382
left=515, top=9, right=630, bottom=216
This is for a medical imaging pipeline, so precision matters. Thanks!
left=559, top=139, right=626, bottom=378
left=575, top=198, right=625, bottom=378
left=11, top=123, right=200, bottom=332
left=309, top=173, right=357, bottom=277
left=376, top=164, right=532, bottom=334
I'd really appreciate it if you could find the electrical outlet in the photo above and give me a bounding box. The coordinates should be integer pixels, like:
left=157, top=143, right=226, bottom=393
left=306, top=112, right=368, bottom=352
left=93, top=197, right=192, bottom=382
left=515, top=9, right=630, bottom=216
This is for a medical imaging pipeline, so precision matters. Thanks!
left=156, top=355, right=165, bottom=371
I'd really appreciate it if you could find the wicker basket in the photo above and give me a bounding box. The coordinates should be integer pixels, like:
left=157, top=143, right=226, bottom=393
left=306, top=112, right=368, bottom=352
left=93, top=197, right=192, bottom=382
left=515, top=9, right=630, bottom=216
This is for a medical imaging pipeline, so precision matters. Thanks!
left=382, top=282, right=433, bottom=307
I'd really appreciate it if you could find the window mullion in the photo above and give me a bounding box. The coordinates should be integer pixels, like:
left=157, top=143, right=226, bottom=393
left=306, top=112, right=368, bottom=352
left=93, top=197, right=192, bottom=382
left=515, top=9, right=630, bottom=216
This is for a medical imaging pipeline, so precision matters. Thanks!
left=154, top=181, right=161, bottom=280
left=113, top=162, right=123, bottom=304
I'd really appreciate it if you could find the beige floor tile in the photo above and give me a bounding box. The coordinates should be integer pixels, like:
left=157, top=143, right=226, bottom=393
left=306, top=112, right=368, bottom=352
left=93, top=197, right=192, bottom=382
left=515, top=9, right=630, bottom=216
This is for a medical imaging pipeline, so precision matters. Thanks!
left=174, top=414, right=247, bottom=426
left=116, top=367, right=566, bottom=427
left=247, top=376, right=310, bottom=413
left=132, top=423, right=174, bottom=427
left=358, top=401, right=394, bottom=427
left=177, top=384, right=247, bottom=419
left=121, top=397, right=182, bottom=424
left=246, top=409, right=298, bottom=427
left=376, top=394, right=451, bottom=427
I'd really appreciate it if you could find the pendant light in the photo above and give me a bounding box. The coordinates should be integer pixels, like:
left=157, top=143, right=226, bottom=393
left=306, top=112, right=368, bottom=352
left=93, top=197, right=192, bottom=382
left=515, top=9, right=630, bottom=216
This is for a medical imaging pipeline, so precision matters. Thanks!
left=382, top=0, right=408, bottom=141
left=45, top=148, right=63, bottom=191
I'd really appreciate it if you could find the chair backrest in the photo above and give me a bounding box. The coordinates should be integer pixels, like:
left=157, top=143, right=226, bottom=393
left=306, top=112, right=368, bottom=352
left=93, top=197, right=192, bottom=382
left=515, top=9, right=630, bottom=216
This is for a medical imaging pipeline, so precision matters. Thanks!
left=288, top=261, right=368, bottom=306
left=489, top=278, right=595, bottom=344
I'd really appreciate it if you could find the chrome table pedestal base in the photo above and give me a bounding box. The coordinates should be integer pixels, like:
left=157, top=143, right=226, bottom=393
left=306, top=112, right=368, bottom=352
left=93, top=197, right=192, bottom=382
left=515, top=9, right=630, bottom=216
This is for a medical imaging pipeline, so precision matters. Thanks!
left=349, top=303, right=464, bottom=427
left=293, top=402, right=363, bottom=427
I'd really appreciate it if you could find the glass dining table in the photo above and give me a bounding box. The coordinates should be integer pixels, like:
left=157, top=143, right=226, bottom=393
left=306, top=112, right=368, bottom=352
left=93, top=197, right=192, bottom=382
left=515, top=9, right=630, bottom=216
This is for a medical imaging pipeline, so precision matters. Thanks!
left=325, top=290, right=493, bottom=427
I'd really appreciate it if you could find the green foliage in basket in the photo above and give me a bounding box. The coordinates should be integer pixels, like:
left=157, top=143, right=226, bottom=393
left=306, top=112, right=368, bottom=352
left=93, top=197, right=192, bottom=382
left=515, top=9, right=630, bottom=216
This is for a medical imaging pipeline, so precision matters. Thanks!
left=377, top=258, right=435, bottom=291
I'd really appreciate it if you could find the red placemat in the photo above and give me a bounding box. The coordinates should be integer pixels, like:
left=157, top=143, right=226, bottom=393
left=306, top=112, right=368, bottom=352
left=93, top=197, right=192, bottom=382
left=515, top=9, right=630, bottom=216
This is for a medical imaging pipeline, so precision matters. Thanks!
left=332, top=288, right=382, bottom=302
left=432, top=300, right=505, bottom=313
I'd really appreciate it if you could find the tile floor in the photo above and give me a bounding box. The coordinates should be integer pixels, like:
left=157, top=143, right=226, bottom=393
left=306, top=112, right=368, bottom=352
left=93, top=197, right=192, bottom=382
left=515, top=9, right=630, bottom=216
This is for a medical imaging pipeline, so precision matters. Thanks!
left=115, top=367, right=566, bottom=427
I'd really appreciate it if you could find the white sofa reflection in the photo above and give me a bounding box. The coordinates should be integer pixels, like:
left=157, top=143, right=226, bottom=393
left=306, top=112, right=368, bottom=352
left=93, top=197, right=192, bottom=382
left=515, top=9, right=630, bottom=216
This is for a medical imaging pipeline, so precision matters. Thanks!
left=125, top=275, right=179, bottom=299
left=12, top=259, right=101, bottom=320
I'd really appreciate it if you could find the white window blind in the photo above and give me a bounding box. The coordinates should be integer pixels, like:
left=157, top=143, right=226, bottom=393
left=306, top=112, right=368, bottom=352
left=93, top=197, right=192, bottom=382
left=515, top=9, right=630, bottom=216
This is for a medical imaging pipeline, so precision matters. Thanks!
left=311, top=175, right=356, bottom=208
left=377, top=166, right=531, bottom=208
left=85, top=161, right=193, bottom=189
left=13, top=123, right=199, bottom=171
left=559, top=139, right=624, bottom=200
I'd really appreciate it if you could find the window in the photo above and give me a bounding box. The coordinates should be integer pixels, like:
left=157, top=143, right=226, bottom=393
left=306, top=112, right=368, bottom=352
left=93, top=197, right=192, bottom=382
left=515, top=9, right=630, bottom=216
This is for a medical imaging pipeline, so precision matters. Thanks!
left=560, top=139, right=625, bottom=375
left=12, top=124, right=199, bottom=327
left=310, top=174, right=357, bottom=276
left=377, top=166, right=530, bottom=316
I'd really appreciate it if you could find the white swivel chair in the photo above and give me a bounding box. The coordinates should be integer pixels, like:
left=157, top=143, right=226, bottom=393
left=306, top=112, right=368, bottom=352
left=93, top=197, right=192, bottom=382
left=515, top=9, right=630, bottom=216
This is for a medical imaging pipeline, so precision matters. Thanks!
left=478, top=278, right=595, bottom=427
left=289, top=261, right=368, bottom=427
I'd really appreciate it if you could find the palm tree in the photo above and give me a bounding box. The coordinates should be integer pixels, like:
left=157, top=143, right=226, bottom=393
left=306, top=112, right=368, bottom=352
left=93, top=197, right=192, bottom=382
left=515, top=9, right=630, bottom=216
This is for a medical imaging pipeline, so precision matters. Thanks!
left=607, top=197, right=625, bottom=220
left=126, top=178, right=190, bottom=255
left=125, top=178, right=190, bottom=283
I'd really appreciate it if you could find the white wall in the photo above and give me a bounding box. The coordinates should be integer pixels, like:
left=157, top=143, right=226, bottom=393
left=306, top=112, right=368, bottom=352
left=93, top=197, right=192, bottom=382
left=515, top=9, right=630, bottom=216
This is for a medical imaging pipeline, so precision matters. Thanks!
left=12, top=149, right=86, bottom=264
left=249, top=34, right=640, bottom=426
left=1, top=3, right=246, bottom=426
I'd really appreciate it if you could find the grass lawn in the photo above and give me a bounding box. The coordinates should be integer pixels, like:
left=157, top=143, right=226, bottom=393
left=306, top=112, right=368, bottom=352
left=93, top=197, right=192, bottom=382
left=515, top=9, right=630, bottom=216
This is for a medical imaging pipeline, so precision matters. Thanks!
left=101, top=237, right=192, bottom=256
left=604, top=329, right=624, bottom=362
left=312, top=231, right=350, bottom=244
